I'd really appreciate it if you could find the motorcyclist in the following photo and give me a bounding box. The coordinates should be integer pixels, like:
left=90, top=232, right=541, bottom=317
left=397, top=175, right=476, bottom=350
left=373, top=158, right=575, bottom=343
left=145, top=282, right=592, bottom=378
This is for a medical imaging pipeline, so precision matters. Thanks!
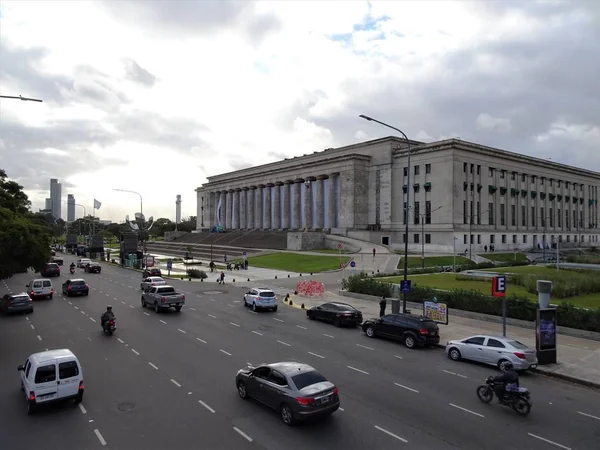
left=70, top=262, right=76, bottom=269
left=492, top=362, right=519, bottom=403
left=101, top=306, right=115, bottom=329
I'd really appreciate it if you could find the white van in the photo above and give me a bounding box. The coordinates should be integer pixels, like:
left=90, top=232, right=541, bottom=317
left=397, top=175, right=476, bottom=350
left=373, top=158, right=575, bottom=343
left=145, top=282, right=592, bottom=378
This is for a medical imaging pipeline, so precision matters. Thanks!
left=26, top=279, right=54, bottom=300
left=18, top=349, right=84, bottom=414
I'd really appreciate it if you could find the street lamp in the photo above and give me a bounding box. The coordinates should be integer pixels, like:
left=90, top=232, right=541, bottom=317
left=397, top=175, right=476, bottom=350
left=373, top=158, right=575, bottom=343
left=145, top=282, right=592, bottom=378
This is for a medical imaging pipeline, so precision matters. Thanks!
left=360, top=114, right=412, bottom=314
left=418, top=206, right=443, bottom=268
left=114, top=188, right=144, bottom=253
left=0, top=94, right=43, bottom=102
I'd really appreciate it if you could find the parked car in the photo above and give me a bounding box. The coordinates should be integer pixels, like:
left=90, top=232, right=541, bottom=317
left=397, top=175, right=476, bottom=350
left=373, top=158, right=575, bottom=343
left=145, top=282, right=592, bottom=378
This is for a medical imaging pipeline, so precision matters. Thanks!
left=142, top=267, right=162, bottom=278
left=26, top=279, right=54, bottom=300
left=40, top=263, right=60, bottom=277
left=85, top=262, right=101, bottom=274
left=1, top=293, right=33, bottom=315
left=306, top=302, right=362, bottom=327
left=140, top=276, right=166, bottom=291
left=445, top=335, right=538, bottom=371
left=76, top=258, right=91, bottom=268
left=141, top=285, right=185, bottom=312
left=62, top=279, right=89, bottom=297
left=243, top=288, right=278, bottom=312
left=51, top=256, right=64, bottom=266
left=18, top=349, right=84, bottom=414
left=236, top=362, right=339, bottom=425
left=362, top=313, right=440, bottom=349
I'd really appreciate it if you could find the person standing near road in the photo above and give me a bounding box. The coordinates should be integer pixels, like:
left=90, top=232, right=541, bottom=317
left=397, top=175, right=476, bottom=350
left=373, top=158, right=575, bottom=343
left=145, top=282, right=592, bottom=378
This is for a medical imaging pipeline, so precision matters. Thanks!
left=379, top=296, right=387, bottom=317
left=372, top=248, right=376, bottom=260
left=219, top=271, right=225, bottom=284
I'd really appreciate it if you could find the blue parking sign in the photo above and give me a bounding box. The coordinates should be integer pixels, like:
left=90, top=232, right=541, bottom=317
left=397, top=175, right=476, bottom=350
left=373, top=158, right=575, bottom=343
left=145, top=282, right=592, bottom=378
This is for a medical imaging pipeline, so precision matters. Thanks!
left=350, top=261, right=356, bottom=268
left=166, top=258, right=173, bottom=270
left=400, top=280, right=412, bottom=293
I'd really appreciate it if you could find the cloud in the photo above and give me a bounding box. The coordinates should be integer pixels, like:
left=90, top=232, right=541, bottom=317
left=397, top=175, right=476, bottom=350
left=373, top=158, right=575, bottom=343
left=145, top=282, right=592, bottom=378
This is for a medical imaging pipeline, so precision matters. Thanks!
left=123, top=58, right=157, bottom=87
left=476, top=113, right=512, bottom=133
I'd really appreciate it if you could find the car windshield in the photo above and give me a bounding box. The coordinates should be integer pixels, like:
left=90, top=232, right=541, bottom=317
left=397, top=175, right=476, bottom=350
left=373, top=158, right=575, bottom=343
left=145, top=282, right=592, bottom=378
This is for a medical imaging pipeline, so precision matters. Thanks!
left=420, top=320, right=438, bottom=329
left=507, top=340, right=529, bottom=349
left=46, top=264, right=58, bottom=268
left=259, top=291, right=275, bottom=298
left=158, top=287, right=176, bottom=294
left=291, top=370, right=327, bottom=390
left=72, top=280, right=86, bottom=286
left=334, top=303, right=356, bottom=310
left=13, top=296, right=29, bottom=302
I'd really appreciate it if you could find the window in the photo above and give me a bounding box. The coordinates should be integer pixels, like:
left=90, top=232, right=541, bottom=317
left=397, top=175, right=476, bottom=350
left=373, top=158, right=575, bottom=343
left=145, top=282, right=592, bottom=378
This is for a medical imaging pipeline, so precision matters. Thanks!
left=566, top=210, right=570, bottom=229
left=403, top=202, right=407, bottom=224
left=470, top=164, right=474, bottom=174
left=470, top=201, right=474, bottom=224
left=414, top=165, right=420, bottom=175
left=268, top=371, right=288, bottom=386
left=566, top=182, right=570, bottom=189
left=541, top=177, right=545, bottom=185
left=25, top=360, right=32, bottom=378
left=43, top=280, right=52, bottom=287
left=511, top=205, right=516, bottom=226
left=567, top=235, right=571, bottom=242
left=558, top=209, right=562, bottom=227
left=521, top=205, right=526, bottom=226
left=292, top=371, right=327, bottom=390
left=512, top=234, right=517, bottom=244
left=259, top=291, right=275, bottom=298
left=59, top=361, right=79, bottom=379
left=425, top=234, right=431, bottom=244
left=500, top=170, right=505, bottom=179
left=463, top=162, right=467, bottom=172
left=486, top=339, right=506, bottom=348
left=507, top=340, right=529, bottom=350
left=575, top=235, right=578, bottom=243
left=402, top=233, right=406, bottom=243
left=414, top=201, right=420, bottom=224
left=488, top=203, right=494, bottom=225
left=477, top=165, right=481, bottom=175
left=253, top=367, right=271, bottom=380
left=522, top=173, right=527, bottom=182
left=489, top=168, right=494, bottom=177
left=558, top=180, right=562, bottom=188
left=463, top=234, right=467, bottom=244
left=502, top=234, right=507, bottom=244
left=425, top=201, right=432, bottom=224
left=511, top=172, right=516, bottom=181
left=465, top=337, right=485, bottom=345
left=463, top=201, right=467, bottom=224
left=414, top=234, right=419, bottom=243
left=477, top=202, right=481, bottom=225
left=541, top=207, right=545, bottom=227
left=532, top=175, right=536, bottom=183
left=35, top=364, right=56, bottom=383
left=403, top=167, right=408, bottom=177
left=550, top=208, right=554, bottom=227
left=500, top=204, right=505, bottom=226
left=531, top=207, right=536, bottom=227
left=469, top=234, right=473, bottom=244
left=490, top=235, right=495, bottom=244
left=425, top=164, right=431, bottom=174
left=477, top=235, right=481, bottom=244
left=523, top=235, right=528, bottom=243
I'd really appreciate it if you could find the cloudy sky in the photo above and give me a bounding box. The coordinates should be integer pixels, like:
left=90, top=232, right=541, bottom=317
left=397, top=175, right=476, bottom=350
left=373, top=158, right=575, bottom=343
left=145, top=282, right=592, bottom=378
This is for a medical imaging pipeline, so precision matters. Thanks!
left=1, top=0, right=598, bottom=222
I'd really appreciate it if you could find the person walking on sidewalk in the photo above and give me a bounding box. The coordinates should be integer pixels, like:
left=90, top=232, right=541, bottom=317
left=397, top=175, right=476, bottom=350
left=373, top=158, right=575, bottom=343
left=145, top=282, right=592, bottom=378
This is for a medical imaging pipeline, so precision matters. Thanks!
left=379, top=296, right=387, bottom=317
left=372, top=248, right=376, bottom=260
left=219, top=271, right=225, bottom=284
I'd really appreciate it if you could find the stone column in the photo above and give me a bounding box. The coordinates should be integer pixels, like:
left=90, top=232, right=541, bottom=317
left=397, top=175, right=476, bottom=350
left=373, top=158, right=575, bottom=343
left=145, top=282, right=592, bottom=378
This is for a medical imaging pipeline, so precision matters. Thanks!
left=264, top=183, right=273, bottom=229
left=255, top=185, right=264, bottom=229
left=218, top=191, right=225, bottom=227
left=208, top=192, right=215, bottom=228
left=240, top=188, right=247, bottom=229
left=225, top=190, right=233, bottom=229
left=273, top=182, right=283, bottom=229
left=293, top=179, right=302, bottom=229
left=328, top=173, right=338, bottom=228
left=304, top=177, right=314, bottom=230
left=247, top=186, right=256, bottom=229
left=233, top=189, right=240, bottom=229
left=282, top=181, right=292, bottom=229
left=315, top=175, right=326, bottom=229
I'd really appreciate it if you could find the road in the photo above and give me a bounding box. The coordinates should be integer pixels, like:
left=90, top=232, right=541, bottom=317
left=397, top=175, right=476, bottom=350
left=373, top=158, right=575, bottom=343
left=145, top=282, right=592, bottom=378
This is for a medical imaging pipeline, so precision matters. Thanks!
left=1, top=259, right=599, bottom=450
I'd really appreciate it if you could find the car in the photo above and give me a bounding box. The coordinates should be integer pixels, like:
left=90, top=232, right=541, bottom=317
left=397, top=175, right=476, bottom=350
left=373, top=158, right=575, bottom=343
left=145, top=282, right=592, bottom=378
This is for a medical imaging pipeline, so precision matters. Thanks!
left=51, top=256, right=64, bottom=266
left=40, top=263, right=60, bottom=277
left=62, top=279, right=89, bottom=297
left=18, top=349, right=84, bottom=415
left=26, top=279, right=54, bottom=300
left=1, top=293, right=33, bottom=315
left=85, top=262, right=101, bottom=274
left=306, top=302, right=363, bottom=327
left=445, top=335, right=538, bottom=371
left=243, top=288, right=278, bottom=312
left=76, top=258, right=91, bottom=268
left=236, top=362, right=339, bottom=425
left=142, top=267, right=162, bottom=278
left=362, top=313, right=440, bottom=349
left=140, top=276, right=166, bottom=291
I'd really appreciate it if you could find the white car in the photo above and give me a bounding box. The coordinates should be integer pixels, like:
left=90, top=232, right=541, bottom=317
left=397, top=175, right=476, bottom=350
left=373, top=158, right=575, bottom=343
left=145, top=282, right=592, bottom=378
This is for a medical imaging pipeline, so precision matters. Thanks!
left=26, top=279, right=54, bottom=300
left=243, top=288, right=278, bottom=312
left=445, top=335, right=538, bottom=371
left=140, top=276, right=166, bottom=291
left=77, top=258, right=91, bottom=268
left=18, top=349, right=84, bottom=415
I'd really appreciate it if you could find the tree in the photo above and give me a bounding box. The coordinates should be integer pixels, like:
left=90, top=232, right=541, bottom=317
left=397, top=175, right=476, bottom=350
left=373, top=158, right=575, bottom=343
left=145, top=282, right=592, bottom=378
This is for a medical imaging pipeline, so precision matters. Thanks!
left=178, top=216, right=197, bottom=232
left=0, top=169, right=30, bottom=215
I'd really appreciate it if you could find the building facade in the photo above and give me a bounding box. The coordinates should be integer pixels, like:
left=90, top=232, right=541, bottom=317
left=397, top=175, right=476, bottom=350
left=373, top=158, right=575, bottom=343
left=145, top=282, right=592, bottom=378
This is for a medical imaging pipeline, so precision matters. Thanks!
left=195, top=137, right=600, bottom=253
left=44, top=198, right=51, bottom=210
left=50, top=178, right=62, bottom=220
left=67, top=194, right=76, bottom=222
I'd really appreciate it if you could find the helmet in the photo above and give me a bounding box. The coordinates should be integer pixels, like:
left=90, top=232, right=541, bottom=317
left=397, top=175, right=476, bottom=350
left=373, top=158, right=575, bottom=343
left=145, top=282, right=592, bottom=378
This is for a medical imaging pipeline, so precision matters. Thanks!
left=503, top=362, right=513, bottom=371
left=106, top=306, right=112, bottom=311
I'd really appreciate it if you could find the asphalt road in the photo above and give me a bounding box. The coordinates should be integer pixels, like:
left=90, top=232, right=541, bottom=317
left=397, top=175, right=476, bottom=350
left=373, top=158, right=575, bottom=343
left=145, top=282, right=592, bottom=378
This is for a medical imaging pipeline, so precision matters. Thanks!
left=1, top=259, right=599, bottom=450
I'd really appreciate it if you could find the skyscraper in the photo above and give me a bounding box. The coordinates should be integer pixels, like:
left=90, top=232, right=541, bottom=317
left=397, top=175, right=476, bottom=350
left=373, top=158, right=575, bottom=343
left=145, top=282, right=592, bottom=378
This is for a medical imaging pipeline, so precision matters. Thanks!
left=50, top=179, right=62, bottom=220
left=45, top=198, right=51, bottom=210
left=67, top=194, right=75, bottom=222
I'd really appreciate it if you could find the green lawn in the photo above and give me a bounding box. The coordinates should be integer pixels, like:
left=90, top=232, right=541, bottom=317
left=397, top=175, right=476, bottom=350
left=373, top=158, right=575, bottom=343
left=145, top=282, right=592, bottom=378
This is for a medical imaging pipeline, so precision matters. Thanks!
left=478, top=252, right=528, bottom=262
left=481, top=265, right=559, bottom=275
left=246, top=252, right=351, bottom=273
left=397, top=255, right=471, bottom=269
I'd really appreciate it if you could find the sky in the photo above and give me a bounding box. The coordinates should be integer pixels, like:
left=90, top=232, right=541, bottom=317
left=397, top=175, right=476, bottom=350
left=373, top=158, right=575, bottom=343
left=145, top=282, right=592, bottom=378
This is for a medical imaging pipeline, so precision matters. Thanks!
left=0, top=0, right=598, bottom=223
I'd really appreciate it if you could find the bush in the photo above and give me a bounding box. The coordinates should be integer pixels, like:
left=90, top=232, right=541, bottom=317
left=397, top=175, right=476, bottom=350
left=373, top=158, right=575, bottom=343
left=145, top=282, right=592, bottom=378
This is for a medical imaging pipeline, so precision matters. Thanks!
left=565, top=255, right=600, bottom=264
left=343, top=273, right=392, bottom=297
left=186, top=268, right=207, bottom=279
left=509, top=269, right=600, bottom=299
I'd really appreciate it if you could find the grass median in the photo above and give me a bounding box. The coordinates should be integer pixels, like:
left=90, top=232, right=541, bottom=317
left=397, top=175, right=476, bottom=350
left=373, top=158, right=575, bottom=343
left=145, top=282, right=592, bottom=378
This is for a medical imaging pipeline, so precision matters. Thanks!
left=396, top=255, right=472, bottom=269
left=478, top=252, right=528, bottom=262
left=245, top=252, right=351, bottom=273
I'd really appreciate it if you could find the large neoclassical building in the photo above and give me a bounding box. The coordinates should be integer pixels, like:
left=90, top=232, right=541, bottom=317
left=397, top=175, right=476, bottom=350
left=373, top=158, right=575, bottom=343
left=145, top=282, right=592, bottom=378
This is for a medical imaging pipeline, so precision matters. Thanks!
left=195, top=137, right=600, bottom=253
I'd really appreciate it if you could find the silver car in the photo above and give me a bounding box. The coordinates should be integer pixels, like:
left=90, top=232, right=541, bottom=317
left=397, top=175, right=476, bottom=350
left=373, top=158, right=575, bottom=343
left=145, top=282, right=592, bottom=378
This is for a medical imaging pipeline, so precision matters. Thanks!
left=140, top=276, right=166, bottom=291
left=235, top=362, right=340, bottom=425
left=445, top=335, right=538, bottom=371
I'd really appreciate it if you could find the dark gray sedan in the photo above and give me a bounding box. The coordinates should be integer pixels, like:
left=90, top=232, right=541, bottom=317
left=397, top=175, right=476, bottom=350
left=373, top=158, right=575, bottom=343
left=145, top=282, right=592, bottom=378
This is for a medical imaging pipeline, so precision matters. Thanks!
left=235, top=362, right=340, bottom=425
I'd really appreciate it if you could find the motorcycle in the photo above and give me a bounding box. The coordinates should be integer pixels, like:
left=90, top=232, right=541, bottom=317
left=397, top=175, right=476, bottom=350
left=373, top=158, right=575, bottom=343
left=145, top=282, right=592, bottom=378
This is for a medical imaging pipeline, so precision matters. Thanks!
left=476, top=376, right=532, bottom=416
left=102, top=318, right=116, bottom=336
left=70, top=266, right=76, bottom=274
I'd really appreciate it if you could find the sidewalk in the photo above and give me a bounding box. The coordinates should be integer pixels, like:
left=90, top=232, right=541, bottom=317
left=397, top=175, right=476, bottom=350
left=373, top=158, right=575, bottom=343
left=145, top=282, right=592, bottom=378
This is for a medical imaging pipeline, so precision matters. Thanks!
left=283, top=291, right=600, bottom=389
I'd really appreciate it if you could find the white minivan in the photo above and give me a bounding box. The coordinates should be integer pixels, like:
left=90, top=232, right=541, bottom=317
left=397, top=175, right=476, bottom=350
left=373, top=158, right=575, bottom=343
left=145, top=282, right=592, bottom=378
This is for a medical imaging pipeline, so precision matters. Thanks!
left=18, top=349, right=84, bottom=414
left=26, top=278, right=54, bottom=300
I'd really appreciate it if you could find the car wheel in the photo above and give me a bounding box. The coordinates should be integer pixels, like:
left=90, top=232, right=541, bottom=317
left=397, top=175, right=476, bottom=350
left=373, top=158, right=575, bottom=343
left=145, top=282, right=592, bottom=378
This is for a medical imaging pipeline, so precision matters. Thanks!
left=498, top=359, right=511, bottom=372
left=84, top=292, right=89, bottom=296
left=307, top=312, right=315, bottom=320
left=333, top=318, right=341, bottom=327
left=365, top=326, right=375, bottom=338
left=27, top=401, right=36, bottom=415
left=280, top=403, right=295, bottom=426
left=141, top=297, right=146, bottom=308
left=154, top=302, right=160, bottom=313
left=175, top=306, right=182, bottom=312
left=272, top=306, right=277, bottom=312
left=237, top=381, right=248, bottom=399
left=243, top=298, right=248, bottom=307
left=252, top=303, right=257, bottom=312
left=448, top=347, right=462, bottom=361
left=75, top=392, right=83, bottom=404
left=404, top=334, right=416, bottom=349
left=20, top=381, right=24, bottom=392
left=49, top=294, right=53, bottom=300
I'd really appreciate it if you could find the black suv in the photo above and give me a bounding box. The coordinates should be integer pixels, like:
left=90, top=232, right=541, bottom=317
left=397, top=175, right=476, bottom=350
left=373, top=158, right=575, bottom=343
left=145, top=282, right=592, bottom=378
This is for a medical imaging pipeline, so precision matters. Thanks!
left=361, top=313, right=440, bottom=349
left=143, top=267, right=162, bottom=278
left=40, top=263, right=61, bottom=277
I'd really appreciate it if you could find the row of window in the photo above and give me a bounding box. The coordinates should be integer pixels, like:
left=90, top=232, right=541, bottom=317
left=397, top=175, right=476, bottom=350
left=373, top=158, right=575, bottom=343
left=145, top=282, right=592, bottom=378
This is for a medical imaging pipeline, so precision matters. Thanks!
left=462, top=234, right=598, bottom=245
left=403, top=164, right=431, bottom=176
left=402, top=201, right=433, bottom=224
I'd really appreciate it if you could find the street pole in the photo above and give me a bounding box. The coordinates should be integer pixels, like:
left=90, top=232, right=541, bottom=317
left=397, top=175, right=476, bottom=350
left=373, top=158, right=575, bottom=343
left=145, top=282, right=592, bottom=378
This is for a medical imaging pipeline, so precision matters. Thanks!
left=0, top=94, right=43, bottom=102
left=469, top=190, right=473, bottom=259
left=360, top=114, right=411, bottom=314
left=453, top=237, right=457, bottom=272
left=421, top=217, right=425, bottom=269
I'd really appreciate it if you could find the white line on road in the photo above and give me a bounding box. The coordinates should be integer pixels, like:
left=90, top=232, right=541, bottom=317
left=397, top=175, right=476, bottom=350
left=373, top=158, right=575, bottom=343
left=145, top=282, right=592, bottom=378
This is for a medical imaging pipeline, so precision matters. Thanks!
left=196, top=294, right=202, bottom=298
left=394, top=383, right=419, bottom=393
left=228, top=304, right=236, bottom=308
left=131, top=349, right=140, bottom=356
left=249, top=311, right=258, bottom=315
left=296, top=325, right=307, bottom=330
left=277, top=340, right=291, bottom=347
left=323, top=334, right=335, bottom=338
left=210, top=299, right=215, bottom=302
left=178, top=328, right=187, bottom=334
left=374, top=425, right=407, bottom=443
left=159, top=320, right=167, bottom=324
left=189, top=307, right=196, bottom=311
left=442, top=369, right=467, bottom=379
left=308, top=351, right=325, bottom=359
left=449, top=403, right=484, bottom=418
left=78, top=403, right=87, bottom=414
left=233, top=427, right=253, bottom=442
left=578, top=411, right=600, bottom=421
left=94, top=429, right=107, bottom=446
left=208, top=314, right=217, bottom=319
left=230, top=322, right=240, bottom=327
left=347, top=365, right=369, bottom=375
left=143, top=312, right=150, bottom=316
left=74, top=306, right=79, bottom=310
left=198, top=400, right=216, bottom=413
left=121, top=301, right=126, bottom=304
left=99, top=291, right=103, bottom=294
left=528, top=433, right=571, bottom=449
left=117, top=338, right=125, bottom=344
left=87, top=337, right=92, bottom=341
left=127, top=286, right=132, bottom=289
left=356, top=344, right=374, bottom=350
left=68, top=301, right=72, bottom=305
left=196, top=337, right=207, bottom=343
left=105, top=294, right=109, bottom=297
left=80, top=310, right=86, bottom=314
left=30, top=324, right=35, bottom=330
left=90, top=317, right=96, bottom=322
left=170, top=379, right=182, bottom=388
left=148, top=362, right=158, bottom=370
left=93, top=287, right=98, bottom=290
left=37, top=335, right=42, bottom=341
left=113, top=297, right=118, bottom=301
left=273, top=318, right=284, bottom=322
left=121, top=283, right=124, bottom=286
left=129, top=304, right=134, bottom=309
left=252, top=331, right=263, bottom=336
left=220, top=349, right=232, bottom=356
left=339, top=407, right=345, bottom=411
left=25, top=316, right=29, bottom=320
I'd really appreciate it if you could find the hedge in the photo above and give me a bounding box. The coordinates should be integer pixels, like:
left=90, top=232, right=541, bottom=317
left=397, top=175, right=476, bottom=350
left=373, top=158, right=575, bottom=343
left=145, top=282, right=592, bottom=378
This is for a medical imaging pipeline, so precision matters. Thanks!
left=186, top=268, right=207, bottom=279
left=509, top=270, right=600, bottom=299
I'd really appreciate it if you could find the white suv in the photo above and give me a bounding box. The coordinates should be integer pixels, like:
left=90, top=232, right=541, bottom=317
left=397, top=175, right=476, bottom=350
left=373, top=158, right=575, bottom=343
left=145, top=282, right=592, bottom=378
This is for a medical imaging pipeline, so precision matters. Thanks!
left=243, top=288, right=278, bottom=312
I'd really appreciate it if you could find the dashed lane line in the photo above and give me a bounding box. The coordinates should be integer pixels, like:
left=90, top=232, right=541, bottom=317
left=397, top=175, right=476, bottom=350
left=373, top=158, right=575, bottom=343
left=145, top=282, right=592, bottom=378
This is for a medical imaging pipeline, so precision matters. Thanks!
left=160, top=320, right=167, bottom=324
left=374, top=425, right=407, bottom=443
left=78, top=404, right=87, bottom=414
left=347, top=365, right=369, bottom=375
left=233, top=427, right=253, bottom=442
left=196, top=338, right=207, bottom=344
left=394, top=383, right=419, bottom=393
left=252, top=331, right=263, bottom=336
left=277, top=340, right=291, bottom=347
left=178, top=328, right=187, bottom=334
left=148, top=362, right=159, bottom=370
left=131, top=349, right=140, bottom=356
left=577, top=411, right=600, bottom=421
left=308, top=351, right=325, bottom=359
left=94, top=429, right=107, bottom=446
left=37, top=335, right=42, bottom=341
left=528, top=433, right=571, bottom=450
left=198, top=400, right=216, bottom=413
left=170, top=379, right=182, bottom=388
left=220, top=349, right=232, bottom=356
left=449, top=403, right=484, bottom=418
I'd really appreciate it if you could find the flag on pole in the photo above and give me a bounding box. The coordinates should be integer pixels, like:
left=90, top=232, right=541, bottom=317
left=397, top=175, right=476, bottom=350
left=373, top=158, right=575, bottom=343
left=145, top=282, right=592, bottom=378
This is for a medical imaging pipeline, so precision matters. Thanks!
left=94, top=198, right=102, bottom=210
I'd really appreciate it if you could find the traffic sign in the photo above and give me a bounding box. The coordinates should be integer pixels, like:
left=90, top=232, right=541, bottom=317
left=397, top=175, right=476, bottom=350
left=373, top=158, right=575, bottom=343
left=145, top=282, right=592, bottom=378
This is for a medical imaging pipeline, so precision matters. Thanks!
left=337, top=243, right=342, bottom=249
left=243, top=251, right=247, bottom=256
left=492, top=275, right=506, bottom=297
left=400, top=280, right=412, bottom=293
left=166, top=258, right=173, bottom=270
left=350, top=261, right=356, bottom=268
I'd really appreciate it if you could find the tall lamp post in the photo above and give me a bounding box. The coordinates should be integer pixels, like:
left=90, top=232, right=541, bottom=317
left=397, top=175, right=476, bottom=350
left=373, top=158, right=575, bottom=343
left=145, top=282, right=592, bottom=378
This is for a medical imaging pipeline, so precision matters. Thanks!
left=360, top=114, right=412, bottom=314
left=0, top=94, right=43, bottom=102
left=418, top=206, right=443, bottom=268
left=114, top=188, right=144, bottom=253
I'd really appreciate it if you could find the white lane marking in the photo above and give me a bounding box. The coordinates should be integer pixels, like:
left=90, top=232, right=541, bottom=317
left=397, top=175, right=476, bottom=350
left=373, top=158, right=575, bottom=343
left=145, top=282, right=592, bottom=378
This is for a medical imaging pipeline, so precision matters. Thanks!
left=117, top=338, right=125, bottom=344
left=94, top=429, right=107, bottom=446
left=80, top=310, right=86, bottom=314
left=87, top=337, right=92, bottom=341
left=127, top=286, right=132, bottom=289
left=128, top=304, right=134, bottom=309
left=449, top=403, right=484, bottom=418
left=143, top=312, right=150, bottom=316
left=90, top=317, right=96, bottom=322
left=347, top=365, right=369, bottom=375
left=228, top=304, right=236, bottom=308
left=296, top=325, right=307, bottom=330
left=578, top=411, right=600, bottom=421
left=273, top=318, right=284, bottom=322
left=189, top=307, right=196, bottom=311
left=277, top=340, right=291, bottom=347
left=160, top=320, right=167, bottom=324
left=308, top=351, right=325, bottom=359
left=68, top=301, right=72, bottom=305
left=121, top=301, right=126, bottom=305
left=93, top=287, right=98, bottom=290
left=220, top=349, right=232, bottom=356
left=74, top=306, right=79, bottom=310
left=528, top=433, right=571, bottom=449
left=78, top=403, right=87, bottom=414
left=374, top=425, right=407, bottom=443
left=230, top=322, right=240, bottom=327
left=178, top=328, right=187, bottom=334
left=99, top=291, right=103, bottom=294
left=113, top=297, right=118, bottom=301
left=131, top=349, right=140, bottom=356
left=442, top=369, right=468, bottom=379
left=198, top=400, right=216, bottom=413
left=148, top=362, right=159, bottom=370
left=210, top=298, right=215, bottom=302
left=37, top=335, right=42, bottom=341
left=356, top=344, right=374, bottom=350
left=196, top=294, right=202, bottom=298
left=394, top=383, right=419, bottom=393
left=339, top=407, right=345, bottom=411
left=25, top=316, right=29, bottom=320
left=252, top=331, right=263, bottom=336
left=170, top=379, right=182, bottom=388
left=196, top=338, right=207, bottom=344
left=121, top=283, right=124, bottom=286
left=105, top=294, right=109, bottom=297
left=30, top=324, right=35, bottom=330
left=249, top=311, right=258, bottom=315
left=208, top=314, right=217, bottom=319
left=233, top=300, right=241, bottom=303
left=233, top=427, right=253, bottom=442
left=323, top=334, right=334, bottom=338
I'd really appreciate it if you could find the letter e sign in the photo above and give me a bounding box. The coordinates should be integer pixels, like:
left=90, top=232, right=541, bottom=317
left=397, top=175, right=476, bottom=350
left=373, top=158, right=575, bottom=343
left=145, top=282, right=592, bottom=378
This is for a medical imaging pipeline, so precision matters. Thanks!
left=492, top=276, right=506, bottom=297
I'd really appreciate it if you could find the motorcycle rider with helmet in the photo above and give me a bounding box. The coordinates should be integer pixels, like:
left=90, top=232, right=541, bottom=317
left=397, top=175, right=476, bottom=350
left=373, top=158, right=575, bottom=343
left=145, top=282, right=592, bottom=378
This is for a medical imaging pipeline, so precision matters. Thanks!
left=492, top=362, right=519, bottom=403
left=101, top=306, right=115, bottom=330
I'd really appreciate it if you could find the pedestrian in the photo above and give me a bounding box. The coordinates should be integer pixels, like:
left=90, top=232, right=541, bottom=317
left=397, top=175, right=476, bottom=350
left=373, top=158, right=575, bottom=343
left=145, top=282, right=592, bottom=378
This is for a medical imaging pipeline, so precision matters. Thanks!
left=372, top=248, right=376, bottom=260
left=484, top=245, right=487, bottom=253
left=379, top=296, right=387, bottom=317
left=219, top=271, right=225, bottom=284
left=224, top=254, right=228, bottom=263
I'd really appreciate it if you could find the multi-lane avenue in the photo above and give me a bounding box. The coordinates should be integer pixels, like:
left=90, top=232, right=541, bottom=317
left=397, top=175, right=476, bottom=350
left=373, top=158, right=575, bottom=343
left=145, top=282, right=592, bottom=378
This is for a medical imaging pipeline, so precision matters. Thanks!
left=1, top=257, right=600, bottom=450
